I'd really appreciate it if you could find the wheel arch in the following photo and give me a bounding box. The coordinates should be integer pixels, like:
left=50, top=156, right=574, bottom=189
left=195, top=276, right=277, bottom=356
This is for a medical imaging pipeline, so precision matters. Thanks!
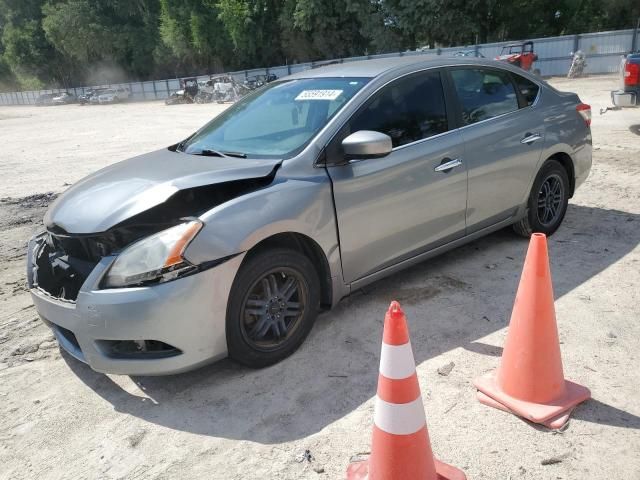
left=243, top=232, right=333, bottom=311
left=547, top=151, right=576, bottom=197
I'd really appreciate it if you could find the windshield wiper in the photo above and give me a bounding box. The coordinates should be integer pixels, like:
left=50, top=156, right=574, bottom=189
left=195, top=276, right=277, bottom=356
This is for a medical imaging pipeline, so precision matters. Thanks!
left=197, top=149, right=227, bottom=157
left=194, top=149, right=247, bottom=158
left=222, top=151, right=248, bottom=158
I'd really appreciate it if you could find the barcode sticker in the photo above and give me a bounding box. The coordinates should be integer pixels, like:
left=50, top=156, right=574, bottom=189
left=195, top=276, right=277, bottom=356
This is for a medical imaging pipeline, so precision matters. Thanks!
left=295, top=89, right=343, bottom=101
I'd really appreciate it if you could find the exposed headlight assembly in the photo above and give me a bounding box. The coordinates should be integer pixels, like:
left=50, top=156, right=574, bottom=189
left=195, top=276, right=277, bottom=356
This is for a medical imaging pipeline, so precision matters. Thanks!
left=103, top=220, right=202, bottom=288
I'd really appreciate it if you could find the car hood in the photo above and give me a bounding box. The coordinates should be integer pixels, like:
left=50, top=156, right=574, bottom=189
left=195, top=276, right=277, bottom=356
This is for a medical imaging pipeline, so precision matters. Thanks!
left=45, top=148, right=281, bottom=234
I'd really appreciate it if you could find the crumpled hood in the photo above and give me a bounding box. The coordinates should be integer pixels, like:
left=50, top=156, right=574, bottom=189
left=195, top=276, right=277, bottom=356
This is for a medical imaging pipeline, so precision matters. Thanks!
left=45, top=148, right=281, bottom=234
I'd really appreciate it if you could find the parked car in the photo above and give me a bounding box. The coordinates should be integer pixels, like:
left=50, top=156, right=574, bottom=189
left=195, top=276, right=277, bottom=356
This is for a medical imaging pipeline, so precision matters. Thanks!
left=28, top=57, right=592, bottom=375
left=165, top=77, right=199, bottom=105
left=52, top=92, right=76, bottom=105
left=35, top=93, right=56, bottom=106
left=97, top=87, right=130, bottom=104
left=496, top=41, right=540, bottom=75
left=193, top=75, right=249, bottom=103
left=78, top=88, right=107, bottom=105
left=89, top=91, right=104, bottom=105
left=244, top=73, right=278, bottom=90
left=453, top=50, right=485, bottom=58
left=609, top=53, right=639, bottom=109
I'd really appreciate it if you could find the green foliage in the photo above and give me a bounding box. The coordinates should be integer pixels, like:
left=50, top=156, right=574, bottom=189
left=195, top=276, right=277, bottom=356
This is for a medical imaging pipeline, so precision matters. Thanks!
left=0, top=0, right=638, bottom=91
left=158, top=0, right=232, bottom=74
left=0, top=56, right=19, bottom=90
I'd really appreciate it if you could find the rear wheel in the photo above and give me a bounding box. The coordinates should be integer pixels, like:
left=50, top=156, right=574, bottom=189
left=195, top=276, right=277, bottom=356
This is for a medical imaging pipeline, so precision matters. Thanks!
left=513, top=159, right=570, bottom=237
left=226, top=248, right=320, bottom=368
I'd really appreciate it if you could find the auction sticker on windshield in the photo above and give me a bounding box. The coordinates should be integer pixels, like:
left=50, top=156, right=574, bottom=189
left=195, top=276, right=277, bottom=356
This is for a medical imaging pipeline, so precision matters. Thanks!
left=295, top=89, right=343, bottom=101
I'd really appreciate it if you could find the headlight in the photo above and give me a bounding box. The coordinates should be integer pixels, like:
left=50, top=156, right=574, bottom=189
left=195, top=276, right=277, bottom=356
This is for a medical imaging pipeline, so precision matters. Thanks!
left=103, top=220, right=203, bottom=288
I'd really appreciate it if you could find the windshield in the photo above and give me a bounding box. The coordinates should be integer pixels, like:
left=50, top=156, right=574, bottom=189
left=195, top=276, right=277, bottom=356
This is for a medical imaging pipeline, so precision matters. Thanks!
left=179, top=77, right=369, bottom=159
left=504, top=45, right=522, bottom=54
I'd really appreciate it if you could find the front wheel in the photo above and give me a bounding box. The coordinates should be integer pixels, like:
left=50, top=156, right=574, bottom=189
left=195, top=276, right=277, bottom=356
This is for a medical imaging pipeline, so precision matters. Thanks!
left=513, top=159, right=570, bottom=237
left=226, top=248, right=320, bottom=368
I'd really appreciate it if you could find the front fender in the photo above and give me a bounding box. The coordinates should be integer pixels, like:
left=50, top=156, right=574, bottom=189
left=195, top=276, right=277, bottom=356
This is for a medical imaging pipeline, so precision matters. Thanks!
left=183, top=171, right=342, bottom=288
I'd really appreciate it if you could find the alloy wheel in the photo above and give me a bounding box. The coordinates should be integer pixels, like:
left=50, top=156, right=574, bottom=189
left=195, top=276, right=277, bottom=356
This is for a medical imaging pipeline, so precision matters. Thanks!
left=240, top=268, right=307, bottom=351
left=536, top=173, right=564, bottom=227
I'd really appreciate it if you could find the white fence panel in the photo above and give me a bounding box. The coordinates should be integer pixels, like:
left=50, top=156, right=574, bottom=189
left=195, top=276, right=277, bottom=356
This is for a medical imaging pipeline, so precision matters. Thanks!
left=0, top=28, right=637, bottom=106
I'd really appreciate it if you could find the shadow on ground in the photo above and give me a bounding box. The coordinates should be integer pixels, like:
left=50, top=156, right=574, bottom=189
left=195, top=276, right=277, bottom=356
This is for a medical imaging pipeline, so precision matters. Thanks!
left=629, top=124, right=640, bottom=136
left=65, top=203, right=640, bottom=442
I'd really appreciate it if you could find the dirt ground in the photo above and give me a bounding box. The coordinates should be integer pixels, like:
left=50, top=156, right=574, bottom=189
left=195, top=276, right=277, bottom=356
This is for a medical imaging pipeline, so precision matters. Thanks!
left=1, top=74, right=639, bottom=480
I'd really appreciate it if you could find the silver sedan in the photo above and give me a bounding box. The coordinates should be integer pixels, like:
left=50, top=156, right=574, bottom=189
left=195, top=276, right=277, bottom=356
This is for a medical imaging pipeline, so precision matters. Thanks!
left=27, top=57, right=592, bottom=374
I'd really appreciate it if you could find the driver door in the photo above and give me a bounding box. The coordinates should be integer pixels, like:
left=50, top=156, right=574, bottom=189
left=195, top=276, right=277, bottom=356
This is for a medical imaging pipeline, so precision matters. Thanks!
left=325, top=69, right=467, bottom=283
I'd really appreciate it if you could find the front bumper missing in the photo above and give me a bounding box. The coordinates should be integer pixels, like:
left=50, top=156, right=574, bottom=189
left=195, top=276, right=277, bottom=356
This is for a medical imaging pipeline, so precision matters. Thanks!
left=27, top=235, right=245, bottom=375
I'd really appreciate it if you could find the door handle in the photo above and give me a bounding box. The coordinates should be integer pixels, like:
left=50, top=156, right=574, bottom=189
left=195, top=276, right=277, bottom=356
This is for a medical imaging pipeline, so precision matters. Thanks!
left=434, top=158, right=462, bottom=173
left=521, top=133, right=542, bottom=144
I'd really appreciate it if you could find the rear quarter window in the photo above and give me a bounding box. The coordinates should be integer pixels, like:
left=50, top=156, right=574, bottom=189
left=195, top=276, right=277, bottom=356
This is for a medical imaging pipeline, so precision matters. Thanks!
left=512, top=74, right=540, bottom=107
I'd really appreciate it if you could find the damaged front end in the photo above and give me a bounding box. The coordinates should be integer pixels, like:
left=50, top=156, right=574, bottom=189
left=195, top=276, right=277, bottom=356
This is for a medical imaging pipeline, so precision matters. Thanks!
left=30, top=172, right=277, bottom=302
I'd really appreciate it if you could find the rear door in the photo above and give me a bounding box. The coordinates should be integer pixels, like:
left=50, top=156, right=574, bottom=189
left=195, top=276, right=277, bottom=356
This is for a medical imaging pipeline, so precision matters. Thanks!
left=325, top=69, right=467, bottom=283
left=448, top=66, right=544, bottom=232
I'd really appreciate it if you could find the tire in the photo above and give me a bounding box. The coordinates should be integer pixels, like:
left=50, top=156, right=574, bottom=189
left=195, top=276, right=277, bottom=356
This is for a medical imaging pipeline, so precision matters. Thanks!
left=513, top=159, right=570, bottom=237
left=226, top=248, right=320, bottom=368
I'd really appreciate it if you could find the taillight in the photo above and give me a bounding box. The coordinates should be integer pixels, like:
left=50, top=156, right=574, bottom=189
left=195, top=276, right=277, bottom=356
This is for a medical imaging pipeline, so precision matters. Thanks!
left=624, top=61, right=639, bottom=86
left=576, top=103, right=591, bottom=127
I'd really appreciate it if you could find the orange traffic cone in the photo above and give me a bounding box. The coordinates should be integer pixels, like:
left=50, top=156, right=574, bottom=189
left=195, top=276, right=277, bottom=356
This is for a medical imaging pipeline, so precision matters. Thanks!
left=474, top=233, right=590, bottom=429
left=347, top=301, right=466, bottom=480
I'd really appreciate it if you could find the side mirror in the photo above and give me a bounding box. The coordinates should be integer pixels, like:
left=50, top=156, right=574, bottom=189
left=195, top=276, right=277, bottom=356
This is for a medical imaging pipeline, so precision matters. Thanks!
left=341, top=130, right=392, bottom=160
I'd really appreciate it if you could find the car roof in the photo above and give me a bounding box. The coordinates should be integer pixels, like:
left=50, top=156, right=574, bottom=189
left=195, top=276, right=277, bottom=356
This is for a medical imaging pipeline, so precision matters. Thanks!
left=285, top=56, right=519, bottom=79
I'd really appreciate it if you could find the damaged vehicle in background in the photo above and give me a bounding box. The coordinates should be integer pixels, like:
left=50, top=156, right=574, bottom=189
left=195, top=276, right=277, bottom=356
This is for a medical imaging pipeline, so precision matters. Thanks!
left=165, top=77, right=199, bottom=105
left=244, top=73, right=278, bottom=90
left=28, top=57, right=592, bottom=375
left=35, top=93, right=56, bottom=106
left=78, top=88, right=108, bottom=105
left=52, top=92, right=76, bottom=105
left=97, top=87, right=131, bottom=104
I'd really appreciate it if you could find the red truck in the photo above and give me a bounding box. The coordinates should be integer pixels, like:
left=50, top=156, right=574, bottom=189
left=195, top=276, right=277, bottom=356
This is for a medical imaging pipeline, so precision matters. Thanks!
left=496, top=41, right=540, bottom=74
left=611, top=53, right=640, bottom=108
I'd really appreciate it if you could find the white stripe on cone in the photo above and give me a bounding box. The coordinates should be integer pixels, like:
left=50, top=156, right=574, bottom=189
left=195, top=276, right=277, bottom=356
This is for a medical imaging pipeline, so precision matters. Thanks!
left=379, top=342, right=416, bottom=380
left=374, top=396, right=426, bottom=435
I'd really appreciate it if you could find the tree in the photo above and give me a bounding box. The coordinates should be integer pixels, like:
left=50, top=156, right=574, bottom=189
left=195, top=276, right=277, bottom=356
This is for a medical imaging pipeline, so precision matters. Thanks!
left=279, top=0, right=390, bottom=62
left=0, top=0, right=638, bottom=91
left=42, top=0, right=160, bottom=82
left=215, top=0, right=285, bottom=67
left=0, top=0, right=58, bottom=87
left=158, top=0, right=233, bottom=75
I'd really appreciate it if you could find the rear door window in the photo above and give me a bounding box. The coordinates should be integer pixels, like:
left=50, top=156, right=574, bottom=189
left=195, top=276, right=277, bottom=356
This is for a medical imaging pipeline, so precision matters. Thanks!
left=349, top=70, right=448, bottom=148
left=450, top=68, right=519, bottom=125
